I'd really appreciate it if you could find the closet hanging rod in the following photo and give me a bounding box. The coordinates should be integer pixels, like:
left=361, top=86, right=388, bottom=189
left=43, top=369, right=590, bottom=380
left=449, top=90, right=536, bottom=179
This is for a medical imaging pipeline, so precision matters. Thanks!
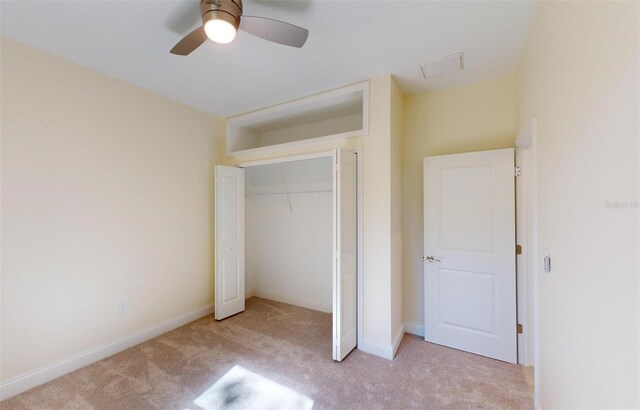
left=245, top=189, right=333, bottom=197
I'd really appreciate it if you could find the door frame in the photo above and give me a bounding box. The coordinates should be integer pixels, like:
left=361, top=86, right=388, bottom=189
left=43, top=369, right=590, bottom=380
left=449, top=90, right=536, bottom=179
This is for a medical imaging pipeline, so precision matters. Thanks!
left=515, top=116, right=539, bottom=408
left=238, top=148, right=364, bottom=354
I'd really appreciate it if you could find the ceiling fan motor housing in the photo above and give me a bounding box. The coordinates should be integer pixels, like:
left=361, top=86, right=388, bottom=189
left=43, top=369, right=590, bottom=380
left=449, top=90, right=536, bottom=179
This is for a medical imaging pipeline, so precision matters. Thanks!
left=169, top=0, right=307, bottom=55
left=201, top=0, right=243, bottom=30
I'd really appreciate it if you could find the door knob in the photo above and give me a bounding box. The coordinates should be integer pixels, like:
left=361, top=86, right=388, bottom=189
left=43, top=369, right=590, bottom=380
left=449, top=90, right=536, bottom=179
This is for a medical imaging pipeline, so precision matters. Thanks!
left=425, top=255, right=441, bottom=262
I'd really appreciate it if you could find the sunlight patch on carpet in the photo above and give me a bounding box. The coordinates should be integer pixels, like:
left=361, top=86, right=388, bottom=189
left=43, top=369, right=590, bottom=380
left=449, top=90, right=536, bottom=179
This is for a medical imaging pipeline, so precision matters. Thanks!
left=192, top=365, right=314, bottom=410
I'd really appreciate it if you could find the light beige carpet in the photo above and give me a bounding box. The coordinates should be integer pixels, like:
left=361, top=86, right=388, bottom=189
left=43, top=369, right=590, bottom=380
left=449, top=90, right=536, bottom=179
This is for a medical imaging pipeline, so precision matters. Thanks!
left=1, top=297, right=533, bottom=409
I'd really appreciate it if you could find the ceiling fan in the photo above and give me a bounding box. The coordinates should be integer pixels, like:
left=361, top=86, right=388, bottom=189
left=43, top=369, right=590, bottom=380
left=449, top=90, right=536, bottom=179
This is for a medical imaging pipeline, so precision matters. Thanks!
left=170, top=0, right=309, bottom=55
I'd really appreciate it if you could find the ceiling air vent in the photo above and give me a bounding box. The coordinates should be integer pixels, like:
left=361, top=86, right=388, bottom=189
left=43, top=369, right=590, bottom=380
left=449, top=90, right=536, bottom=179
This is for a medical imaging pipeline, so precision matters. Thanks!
left=420, top=52, right=464, bottom=78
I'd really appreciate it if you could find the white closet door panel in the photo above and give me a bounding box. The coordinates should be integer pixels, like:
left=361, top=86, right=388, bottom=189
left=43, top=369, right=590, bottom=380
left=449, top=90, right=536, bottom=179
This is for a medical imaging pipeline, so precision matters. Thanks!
left=333, top=149, right=357, bottom=361
left=215, top=165, right=245, bottom=320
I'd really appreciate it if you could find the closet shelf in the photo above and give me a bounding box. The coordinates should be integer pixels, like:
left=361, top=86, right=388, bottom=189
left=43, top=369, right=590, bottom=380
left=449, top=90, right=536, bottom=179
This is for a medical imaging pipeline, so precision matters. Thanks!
left=245, top=190, right=333, bottom=197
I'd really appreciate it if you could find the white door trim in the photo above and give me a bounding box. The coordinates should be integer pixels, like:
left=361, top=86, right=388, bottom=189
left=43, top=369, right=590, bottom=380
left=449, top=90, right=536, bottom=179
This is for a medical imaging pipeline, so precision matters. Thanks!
left=515, top=116, right=539, bottom=408
left=354, top=147, right=364, bottom=356
left=237, top=150, right=336, bottom=168
left=515, top=147, right=533, bottom=366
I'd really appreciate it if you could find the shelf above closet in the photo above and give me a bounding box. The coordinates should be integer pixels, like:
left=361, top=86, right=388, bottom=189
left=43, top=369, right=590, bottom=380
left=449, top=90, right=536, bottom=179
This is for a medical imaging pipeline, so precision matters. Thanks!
left=226, top=82, right=369, bottom=156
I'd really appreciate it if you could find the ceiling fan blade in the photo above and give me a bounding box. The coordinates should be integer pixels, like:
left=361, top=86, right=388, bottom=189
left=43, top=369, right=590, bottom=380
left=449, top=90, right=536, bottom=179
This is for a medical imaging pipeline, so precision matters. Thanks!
left=170, top=27, right=207, bottom=55
left=240, top=15, right=309, bottom=48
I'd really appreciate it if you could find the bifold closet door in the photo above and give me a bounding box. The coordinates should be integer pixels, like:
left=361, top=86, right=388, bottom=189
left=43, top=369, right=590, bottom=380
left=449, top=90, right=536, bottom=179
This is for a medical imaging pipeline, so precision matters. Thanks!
left=215, top=165, right=245, bottom=320
left=333, top=149, right=357, bottom=361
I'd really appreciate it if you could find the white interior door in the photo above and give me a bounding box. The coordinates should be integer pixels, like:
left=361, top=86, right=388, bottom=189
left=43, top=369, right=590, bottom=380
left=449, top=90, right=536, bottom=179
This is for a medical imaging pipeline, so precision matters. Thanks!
left=333, top=149, right=357, bottom=361
left=424, top=148, right=516, bottom=363
left=215, top=165, right=245, bottom=320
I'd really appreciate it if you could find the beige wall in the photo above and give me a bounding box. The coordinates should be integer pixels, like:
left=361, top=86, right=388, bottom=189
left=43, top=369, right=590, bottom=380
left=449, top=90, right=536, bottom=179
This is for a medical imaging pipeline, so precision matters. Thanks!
left=402, top=75, right=517, bottom=328
left=0, top=38, right=222, bottom=382
left=516, top=2, right=639, bottom=408
left=227, top=76, right=398, bottom=356
left=390, top=77, right=404, bottom=346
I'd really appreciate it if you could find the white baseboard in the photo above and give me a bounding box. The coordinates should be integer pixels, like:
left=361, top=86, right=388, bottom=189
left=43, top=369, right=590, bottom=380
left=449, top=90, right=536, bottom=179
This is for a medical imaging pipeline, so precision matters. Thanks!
left=392, top=325, right=405, bottom=357
left=0, top=304, right=214, bottom=401
left=357, top=338, right=395, bottom=360
left=404, top=322, right=425, bottom=337
left=249, top=289, right=332, bottom=313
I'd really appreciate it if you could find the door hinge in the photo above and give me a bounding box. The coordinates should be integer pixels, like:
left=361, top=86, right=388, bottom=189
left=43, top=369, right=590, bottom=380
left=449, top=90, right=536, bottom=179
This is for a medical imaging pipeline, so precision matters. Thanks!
left=515, top=166, right=521, bottom=177
left=517, top=323, right=523, bottom=334
left=516, top=244, right=522, bottom=255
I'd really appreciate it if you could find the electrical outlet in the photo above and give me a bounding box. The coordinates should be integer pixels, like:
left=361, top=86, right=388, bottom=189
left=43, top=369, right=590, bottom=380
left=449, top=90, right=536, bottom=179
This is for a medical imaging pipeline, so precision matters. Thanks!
left=118, top=300, right=129, bottom=314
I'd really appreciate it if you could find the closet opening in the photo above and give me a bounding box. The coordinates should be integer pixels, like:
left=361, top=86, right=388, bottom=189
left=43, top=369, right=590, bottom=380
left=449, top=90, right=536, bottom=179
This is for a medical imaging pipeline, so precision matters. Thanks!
left=214, top=149, right=360, bottom=361
left=245, top=156, right=334, bottom=315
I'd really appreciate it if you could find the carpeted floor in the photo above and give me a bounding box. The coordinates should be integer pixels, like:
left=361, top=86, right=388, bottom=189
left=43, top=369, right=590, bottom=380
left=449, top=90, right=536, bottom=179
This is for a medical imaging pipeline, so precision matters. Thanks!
left=1, top=297, right=533, bottom=409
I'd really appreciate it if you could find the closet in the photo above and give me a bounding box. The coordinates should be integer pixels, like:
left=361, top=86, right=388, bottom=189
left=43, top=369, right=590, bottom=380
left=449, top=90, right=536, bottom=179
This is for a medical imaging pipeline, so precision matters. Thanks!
left=245, top=157, right=333, bottom=313
left=214, top=149, right=358, bottom=361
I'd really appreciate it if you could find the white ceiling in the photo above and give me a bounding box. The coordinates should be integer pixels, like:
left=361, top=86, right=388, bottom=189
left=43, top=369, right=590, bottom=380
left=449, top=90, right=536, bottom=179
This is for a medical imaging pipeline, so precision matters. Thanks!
left=0, top=0, right=537, bottom=118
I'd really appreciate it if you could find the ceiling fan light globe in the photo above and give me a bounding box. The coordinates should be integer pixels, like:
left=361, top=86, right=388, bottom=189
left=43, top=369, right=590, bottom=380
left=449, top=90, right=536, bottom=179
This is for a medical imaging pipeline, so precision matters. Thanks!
left=204, top=18, right=237, bottom=44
